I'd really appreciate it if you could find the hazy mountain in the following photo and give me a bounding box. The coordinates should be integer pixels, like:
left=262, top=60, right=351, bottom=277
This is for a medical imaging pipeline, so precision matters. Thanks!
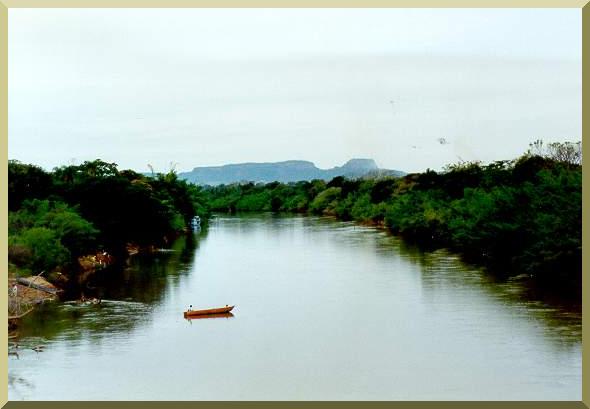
left=178, top=159, right=405, bottom=185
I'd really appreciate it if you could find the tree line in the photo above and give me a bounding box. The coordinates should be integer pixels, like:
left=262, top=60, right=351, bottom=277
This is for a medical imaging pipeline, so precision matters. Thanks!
left=8, top=159, right=210, bottom=282
left=8, top=140, right=581, bottom=297
left=200, top=141, right=582, bottom=295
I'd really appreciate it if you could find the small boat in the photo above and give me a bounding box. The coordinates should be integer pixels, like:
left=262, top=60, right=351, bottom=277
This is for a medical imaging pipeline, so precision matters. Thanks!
left=183, top=305, right=234, bottom=318
left=190, top=216, right=201, bottom=231
left=185, top=312, right=234, bottom=320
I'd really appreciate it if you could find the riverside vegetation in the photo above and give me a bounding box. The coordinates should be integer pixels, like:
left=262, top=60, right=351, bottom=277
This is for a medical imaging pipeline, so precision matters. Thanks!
left=200, top=140, right=582, bottom=298
left=8, top=159, right=210, bottom=290
left=7, top=140, right=581, bottom=300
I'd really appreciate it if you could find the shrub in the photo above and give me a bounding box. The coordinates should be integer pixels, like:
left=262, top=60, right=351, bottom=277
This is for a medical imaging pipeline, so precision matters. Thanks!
left=15, top=227, right=70, bottom=272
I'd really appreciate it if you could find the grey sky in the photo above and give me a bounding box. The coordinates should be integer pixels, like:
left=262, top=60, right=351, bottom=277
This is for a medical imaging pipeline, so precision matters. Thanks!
left=9, top=8, right=581, bottom=173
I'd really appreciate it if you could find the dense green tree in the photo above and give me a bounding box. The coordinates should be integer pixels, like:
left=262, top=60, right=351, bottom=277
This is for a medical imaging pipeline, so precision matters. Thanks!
left=9, top=199, right=99, bottom=258
left=8, top=160, right=208, bottom=279
left=309, top=187, right=341, bottom=214
left=8, top=160, right=53, bottom=211
left=11, top=227, right=70, bottom=272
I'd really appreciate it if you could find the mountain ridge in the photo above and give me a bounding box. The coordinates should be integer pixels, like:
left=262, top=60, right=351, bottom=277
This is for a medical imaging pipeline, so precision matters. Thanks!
left=177, top=158, right=405, bottom=185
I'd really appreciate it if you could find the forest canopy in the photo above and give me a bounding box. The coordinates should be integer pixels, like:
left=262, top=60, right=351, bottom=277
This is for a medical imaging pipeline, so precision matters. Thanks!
left=8, top=159, right=209, bottom=278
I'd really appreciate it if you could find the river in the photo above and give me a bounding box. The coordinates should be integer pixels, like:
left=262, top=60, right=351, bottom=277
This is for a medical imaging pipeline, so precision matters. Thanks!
left=8, top=213, right=581, bottom=400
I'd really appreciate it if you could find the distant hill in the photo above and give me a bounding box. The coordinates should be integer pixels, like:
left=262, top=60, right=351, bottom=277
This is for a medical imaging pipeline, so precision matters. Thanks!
left=177, top=159, right=405, bottom=185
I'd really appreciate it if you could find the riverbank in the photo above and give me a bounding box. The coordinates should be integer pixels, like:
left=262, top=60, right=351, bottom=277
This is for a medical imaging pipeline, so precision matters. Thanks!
left=201, top=151, right=582, bottom=299
left=8, top=274, right=58, bottom=329
left=7, top=241, right=182, bottom=329
left=8, top=159, right=209, bottom=327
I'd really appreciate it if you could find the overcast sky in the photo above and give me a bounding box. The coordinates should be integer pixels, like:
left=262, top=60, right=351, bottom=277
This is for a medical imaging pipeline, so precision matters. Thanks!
left=9, top=8, right=581, bottom=173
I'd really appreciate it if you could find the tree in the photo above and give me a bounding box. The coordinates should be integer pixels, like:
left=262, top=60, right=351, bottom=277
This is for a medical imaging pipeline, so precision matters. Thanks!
left=8, top=160, right=53, bottom=211
left=309, top=187, right=341, bottom=214
left=9, top=199, right=99, bottom=260
left=14, top=227, right=70, bottom=272
left=527, top=139, right=582, bottom=166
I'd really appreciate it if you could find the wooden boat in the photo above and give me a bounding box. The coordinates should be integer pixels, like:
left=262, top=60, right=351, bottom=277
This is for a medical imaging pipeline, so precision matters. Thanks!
left=183, top=305, right=234, bottom=318
left=185, top=312, right=234, bottom=320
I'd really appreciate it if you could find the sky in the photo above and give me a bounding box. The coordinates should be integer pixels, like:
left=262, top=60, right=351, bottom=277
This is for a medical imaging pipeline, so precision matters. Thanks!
left=9, top=8, right=581, bottom=173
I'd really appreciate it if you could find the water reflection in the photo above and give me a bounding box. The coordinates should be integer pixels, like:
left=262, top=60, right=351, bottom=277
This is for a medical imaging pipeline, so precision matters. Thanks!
left=210, top=213, right=581, bottom=334
left=14, top=229, right=207, bottom=345
left=8, top=213, right=581, bottom=400
left=209, top=213, right=582, bottom=353
left=89, top=230, right=205, bottom=303
left=386, top=232, right=582, bottom=349
left=9, top=373, right=34, bottom=395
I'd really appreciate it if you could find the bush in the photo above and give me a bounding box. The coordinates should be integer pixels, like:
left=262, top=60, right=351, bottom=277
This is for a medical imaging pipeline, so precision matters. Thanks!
left=309, top=187, right=341, bottom=214
left=15, top=227, right=70, bottom=272
left=236, top=191, right=271, bottom=211
left=9, top=199, right=99, bottom=258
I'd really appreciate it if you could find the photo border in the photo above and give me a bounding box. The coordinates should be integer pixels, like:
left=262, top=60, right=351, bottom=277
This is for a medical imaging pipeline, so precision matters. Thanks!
left=1, top=1, right=587, bottom=408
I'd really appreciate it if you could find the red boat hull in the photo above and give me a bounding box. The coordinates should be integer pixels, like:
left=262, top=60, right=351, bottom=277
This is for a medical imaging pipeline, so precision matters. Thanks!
left=183, top=305, right=234, bottom=317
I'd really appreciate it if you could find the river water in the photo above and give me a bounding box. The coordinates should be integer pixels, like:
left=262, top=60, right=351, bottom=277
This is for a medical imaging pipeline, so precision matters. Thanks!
left=8, top=214, right=581, bottom=400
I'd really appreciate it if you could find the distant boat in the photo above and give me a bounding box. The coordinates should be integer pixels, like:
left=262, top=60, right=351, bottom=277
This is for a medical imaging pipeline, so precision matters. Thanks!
left=183, top=305, right=234, bottom=318
left=190, top=216, right=201, bottom=230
